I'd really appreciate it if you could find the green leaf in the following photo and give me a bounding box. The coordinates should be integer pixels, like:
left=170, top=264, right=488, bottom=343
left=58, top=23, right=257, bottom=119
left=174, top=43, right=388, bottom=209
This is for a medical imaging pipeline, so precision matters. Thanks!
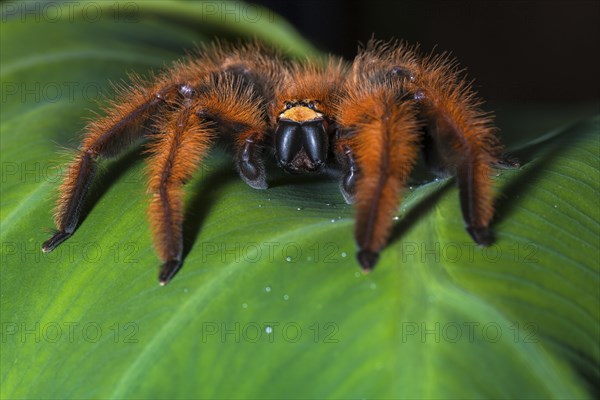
left=1, top=1, right=598, bottom=399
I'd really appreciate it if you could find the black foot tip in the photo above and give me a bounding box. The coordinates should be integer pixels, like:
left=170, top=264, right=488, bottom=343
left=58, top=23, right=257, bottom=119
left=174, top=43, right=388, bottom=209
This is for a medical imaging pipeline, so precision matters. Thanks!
left=357, top=250, right=379, bottom=273
left=42, top=231, right=71, bottom=253
left=467, top=226, right=494, bottom=246
left=159, top=259, right=182, bottom=286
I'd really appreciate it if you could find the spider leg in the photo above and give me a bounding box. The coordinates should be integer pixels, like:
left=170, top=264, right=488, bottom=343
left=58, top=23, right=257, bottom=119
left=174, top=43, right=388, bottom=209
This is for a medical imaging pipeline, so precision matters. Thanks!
left=146, top=101, right=214, bottom=285
left=418, top=98, right=499, bottom=245
left=42, top=81, right=181, bottom=253
left=388, top=47, right=507, bottom=245
left=337, top=90, right=421, bottom=270
left=150, top=75, right=269, bottom=284
left=353, top=38, right=514, bottom=246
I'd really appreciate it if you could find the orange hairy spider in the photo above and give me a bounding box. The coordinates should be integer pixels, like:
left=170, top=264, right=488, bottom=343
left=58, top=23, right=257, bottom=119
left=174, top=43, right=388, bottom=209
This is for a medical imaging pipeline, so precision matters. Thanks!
left=42, top=39, right=517, bottom=285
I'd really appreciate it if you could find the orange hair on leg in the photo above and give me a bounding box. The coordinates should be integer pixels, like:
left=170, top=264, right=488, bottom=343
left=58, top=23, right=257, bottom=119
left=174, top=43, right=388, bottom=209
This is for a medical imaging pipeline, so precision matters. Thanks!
left=43, top=77, right=183, bottom=252
left=146, top=102, right=214, bottom=284
left=354, top=38, right=504, bottom=244
left=412, top=50, right=501, bottom=243
left=338, top=85, right=421, bottom=269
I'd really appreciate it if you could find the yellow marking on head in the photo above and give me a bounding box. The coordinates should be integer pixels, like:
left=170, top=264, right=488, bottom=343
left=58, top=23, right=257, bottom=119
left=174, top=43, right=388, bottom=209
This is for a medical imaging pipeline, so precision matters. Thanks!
left=281, top=106, right=321, bottom=122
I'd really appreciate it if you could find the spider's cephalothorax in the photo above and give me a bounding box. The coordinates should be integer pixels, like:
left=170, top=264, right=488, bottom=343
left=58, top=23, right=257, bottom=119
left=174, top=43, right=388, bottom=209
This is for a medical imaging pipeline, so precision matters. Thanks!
left=273, top=59, right=345, bottom=174
left=42, top=39, right=517, bottom=285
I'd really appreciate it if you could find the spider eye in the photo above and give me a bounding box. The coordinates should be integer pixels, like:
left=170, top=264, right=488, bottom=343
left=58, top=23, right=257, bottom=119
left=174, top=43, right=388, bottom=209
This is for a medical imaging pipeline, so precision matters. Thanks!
left=285, top=102, right=292, bottom=110
left=308, top=101, right=315, bottom=110
left=391, top=66, right=415, bottom=82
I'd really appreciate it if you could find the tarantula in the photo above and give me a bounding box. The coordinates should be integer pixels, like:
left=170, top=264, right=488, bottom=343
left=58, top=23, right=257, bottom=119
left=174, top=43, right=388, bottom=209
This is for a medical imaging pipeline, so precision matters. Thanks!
left=42, top=39, right=516, bottom=285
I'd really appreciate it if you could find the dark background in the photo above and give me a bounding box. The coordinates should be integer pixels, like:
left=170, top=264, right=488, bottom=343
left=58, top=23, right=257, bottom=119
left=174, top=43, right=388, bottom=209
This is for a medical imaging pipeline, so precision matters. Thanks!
left=257, top=0, right=599, bottom=105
